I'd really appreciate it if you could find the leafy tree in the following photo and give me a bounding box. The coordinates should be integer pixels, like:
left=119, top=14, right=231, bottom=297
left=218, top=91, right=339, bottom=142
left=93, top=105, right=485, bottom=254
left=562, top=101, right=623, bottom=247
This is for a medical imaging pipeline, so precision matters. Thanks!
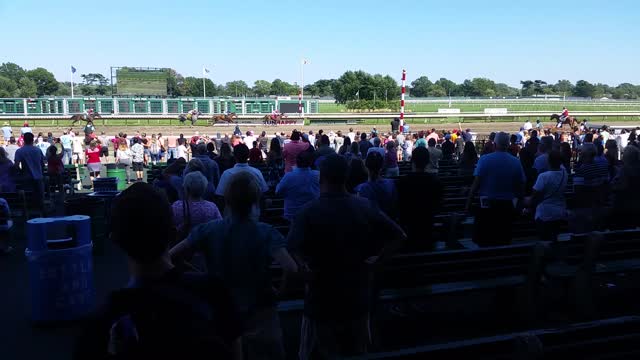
left=79, top=73, right=109, bottom=96
left=16, top=77, right=37, bottom=97
left=520, top=80, right=534, bottom=96
left=224, top=81, right=250, bottom=97
left=435, top=78, right=458, bottom=96
left=165, top=68, right=184, bottom=97
left=573, top=80, right=596, bottom=98
left=611, top=83, right=639, bottom=99
left=25, top=67, right=59, bottom=96
left=253, top=80, right=271, bottom=97
left=79, top=84, right=96, bottom=96
left=495, top=83, right=519, bottom=97
left=0, top=76, right=17, bottom=97
left=270, top=79, right=296, bottom=96
left=460, top=78, right=496, bottom=97
left=553, top=80, right=574, bottom=95
left=181, top=77, right=216, bottom=97
left=532, top=80, right=548, bottom=95
left=304, top=79, right=335, bottom=97
left=55, top=82, right=71, bottom=96
left=333, top=70, right=399, bottom=104
left=426, top=84, right=447, bottom=97
left=0, top=63, right=26, bottom=83
left=409, top=76, right=433, bottom=97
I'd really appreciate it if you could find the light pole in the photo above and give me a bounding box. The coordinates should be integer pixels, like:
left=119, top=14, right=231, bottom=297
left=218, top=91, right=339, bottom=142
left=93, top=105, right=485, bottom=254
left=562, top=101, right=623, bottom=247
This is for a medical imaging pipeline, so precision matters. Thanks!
left=300, top=59, right=309, bottom=116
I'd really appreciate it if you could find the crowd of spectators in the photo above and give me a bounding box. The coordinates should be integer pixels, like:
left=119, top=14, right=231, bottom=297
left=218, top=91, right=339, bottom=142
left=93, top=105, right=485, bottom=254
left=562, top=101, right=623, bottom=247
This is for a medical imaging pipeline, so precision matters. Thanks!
left=2, top=119, right=640, bottom=358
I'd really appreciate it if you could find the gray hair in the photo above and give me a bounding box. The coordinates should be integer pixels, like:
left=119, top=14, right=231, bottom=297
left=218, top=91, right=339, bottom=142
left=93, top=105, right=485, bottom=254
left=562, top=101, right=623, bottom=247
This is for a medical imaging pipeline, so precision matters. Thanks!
left=495, top=132, right=510, bottom=150
left=183, top=171, right=208, bottom=199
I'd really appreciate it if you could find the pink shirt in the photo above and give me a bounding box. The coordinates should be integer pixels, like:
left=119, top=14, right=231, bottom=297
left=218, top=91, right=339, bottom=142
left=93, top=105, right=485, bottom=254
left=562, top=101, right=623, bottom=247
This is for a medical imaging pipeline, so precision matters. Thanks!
left=283, top=140, right=310, bottom=173
left=426, top=132, right=440, bottom=143
left=167, top=136, right=178, bottom=148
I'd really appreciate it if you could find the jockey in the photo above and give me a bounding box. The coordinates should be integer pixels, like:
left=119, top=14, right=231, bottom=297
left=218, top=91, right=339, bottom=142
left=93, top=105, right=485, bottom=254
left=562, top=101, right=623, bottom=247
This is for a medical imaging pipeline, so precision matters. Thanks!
left=83, top=109, right=89, bottom=120
left=271, top=109, right=280, bottom=121
left=557, top=107, right=569, bottom=128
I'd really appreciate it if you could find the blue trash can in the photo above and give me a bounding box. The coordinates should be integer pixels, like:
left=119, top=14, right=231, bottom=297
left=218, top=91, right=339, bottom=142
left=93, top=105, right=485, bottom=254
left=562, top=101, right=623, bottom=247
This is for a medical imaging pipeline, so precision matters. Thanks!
left=25, top=215, right=96, bottom=322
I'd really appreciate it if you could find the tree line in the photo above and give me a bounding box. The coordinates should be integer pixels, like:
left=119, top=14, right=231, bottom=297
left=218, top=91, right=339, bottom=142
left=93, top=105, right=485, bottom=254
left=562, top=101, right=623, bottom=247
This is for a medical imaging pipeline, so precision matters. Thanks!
left=1, top=62, right=639, bottom=102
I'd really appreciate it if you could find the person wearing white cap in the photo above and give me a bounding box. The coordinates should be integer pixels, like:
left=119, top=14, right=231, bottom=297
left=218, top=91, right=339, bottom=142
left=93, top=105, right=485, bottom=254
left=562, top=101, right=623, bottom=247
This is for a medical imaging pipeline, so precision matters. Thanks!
left=466, top=132, right=526, bottom=247
left=1, top=122, right=12, bottom=144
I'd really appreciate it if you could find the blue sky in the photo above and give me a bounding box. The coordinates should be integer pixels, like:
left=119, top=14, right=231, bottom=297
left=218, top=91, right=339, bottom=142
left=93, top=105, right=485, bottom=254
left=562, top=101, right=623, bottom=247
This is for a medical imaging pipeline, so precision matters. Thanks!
left=1, top=0, right=638, bottom=87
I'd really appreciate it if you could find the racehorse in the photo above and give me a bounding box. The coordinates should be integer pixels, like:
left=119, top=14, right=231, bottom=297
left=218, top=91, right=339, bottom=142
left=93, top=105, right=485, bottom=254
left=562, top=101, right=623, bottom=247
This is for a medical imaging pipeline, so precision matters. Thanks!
left=71, top=112, right=102, bottom=125
left=550, top=114, right=576, bottom=129
left=178, top=110, right=202, bottom=126
left=263, top=113, right=287, bottom=126
left=212, top=113, right=237, bottom=124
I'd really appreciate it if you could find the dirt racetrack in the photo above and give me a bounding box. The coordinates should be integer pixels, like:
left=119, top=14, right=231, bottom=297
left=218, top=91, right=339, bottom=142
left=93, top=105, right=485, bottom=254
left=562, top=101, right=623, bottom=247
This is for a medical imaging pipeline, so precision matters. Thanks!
left=24, top=121, right=639, bottom=139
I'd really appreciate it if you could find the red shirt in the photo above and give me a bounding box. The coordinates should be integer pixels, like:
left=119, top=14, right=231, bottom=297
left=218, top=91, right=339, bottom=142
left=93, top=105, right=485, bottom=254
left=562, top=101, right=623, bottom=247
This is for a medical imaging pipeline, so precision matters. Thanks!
left=562, top=109, right=569, bottom=117
left=249, top=148, right=263, bottom=163
left=283, top=140, right=310, bottom=173
left=47, top=157, right=64, bottom=175
left=86, top=147, right=101, bottom=163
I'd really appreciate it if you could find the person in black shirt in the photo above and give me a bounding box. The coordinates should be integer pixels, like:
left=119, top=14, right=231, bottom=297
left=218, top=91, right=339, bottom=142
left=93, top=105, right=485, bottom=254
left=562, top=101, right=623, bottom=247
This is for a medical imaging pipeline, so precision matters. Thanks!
left=74, top=183, right=242, bottom=360
left=288, top=155, right=405, bottom=359
left=396, top=147, right=443, bottom=251
left=441, top=134, right=455, bottom=160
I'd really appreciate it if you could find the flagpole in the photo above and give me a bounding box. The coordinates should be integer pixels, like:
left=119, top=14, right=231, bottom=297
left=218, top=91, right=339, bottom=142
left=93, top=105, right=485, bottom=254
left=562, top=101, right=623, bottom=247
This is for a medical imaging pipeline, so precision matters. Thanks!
left=71, top=67, right=74, bottom=99
left=202, top=66, right=206, bottom=98
left=300, top=59, right=305, bottom=117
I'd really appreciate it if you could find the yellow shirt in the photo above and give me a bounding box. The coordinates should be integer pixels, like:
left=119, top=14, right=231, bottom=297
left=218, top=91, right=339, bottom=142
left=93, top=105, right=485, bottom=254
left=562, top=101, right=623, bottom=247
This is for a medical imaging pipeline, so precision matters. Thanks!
left=451, top=133, right=458, bottom=142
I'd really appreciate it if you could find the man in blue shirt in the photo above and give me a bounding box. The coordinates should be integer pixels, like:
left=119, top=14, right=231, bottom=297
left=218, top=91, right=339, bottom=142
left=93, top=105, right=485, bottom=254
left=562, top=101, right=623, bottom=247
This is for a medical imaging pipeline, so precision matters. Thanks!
left=276, top=151, right=320, bottom=221
left=466, top=132, right=526, bottom=246
left=60, top=130, right=73, bottom=165
left=14, top=132, right=45, bottom=211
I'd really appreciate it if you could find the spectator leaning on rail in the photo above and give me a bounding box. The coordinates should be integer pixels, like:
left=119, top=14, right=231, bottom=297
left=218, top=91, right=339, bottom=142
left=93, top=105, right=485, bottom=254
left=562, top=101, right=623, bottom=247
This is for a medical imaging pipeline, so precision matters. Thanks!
left=466, top=132, right=526, bottom=247
left=288, top=154, right=406, bottom=359
left=276, top=151, right=320, bottom=222
left=74, top=183, right=243, bottom=360
left=171, top=172, right=298, bottom=360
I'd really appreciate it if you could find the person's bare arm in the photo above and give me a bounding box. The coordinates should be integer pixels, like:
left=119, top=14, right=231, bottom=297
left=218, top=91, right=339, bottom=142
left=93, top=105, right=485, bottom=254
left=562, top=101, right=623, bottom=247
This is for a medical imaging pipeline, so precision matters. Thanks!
left=169, top=238, right=196, bottom=265
left=272, top=247, right=298, bottom=296
left=465, top=176, right=481, bottom=212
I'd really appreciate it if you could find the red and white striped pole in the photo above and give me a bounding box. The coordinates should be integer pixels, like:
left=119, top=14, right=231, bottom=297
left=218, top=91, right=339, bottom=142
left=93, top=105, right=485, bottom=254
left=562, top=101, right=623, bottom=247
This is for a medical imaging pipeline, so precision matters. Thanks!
left=298, top=89, right=302, bottom=115
left=400, top=69, right=406, bottom=132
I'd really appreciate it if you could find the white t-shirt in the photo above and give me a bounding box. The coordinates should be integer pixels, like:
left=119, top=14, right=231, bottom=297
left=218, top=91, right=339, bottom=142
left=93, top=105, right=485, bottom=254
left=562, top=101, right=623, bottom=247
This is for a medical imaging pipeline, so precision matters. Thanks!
left=533, top=169, right=568, bottom=221
left=117, top=149, right=132, bottom=161
left=347, top=132, right=355, bottom=142
left=244, top=136, right=256, bottom=146
left=177, top=145, right=188, bottom=160
left=524, top=122, right=533, bottom=131
left=600, top=131, right=610, bottom=143
left=72, top=137, right=84, bottom=153
left=619, top=133, right=630, bottom=149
